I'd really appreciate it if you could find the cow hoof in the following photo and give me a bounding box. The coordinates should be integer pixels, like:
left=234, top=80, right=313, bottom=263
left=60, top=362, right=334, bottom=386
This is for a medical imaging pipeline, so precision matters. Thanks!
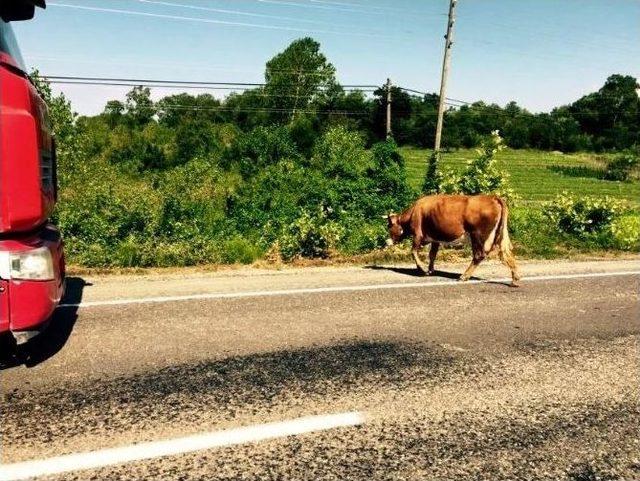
left=459, top=276, right=469, bottom=282
left=511, top=280, right=521, bottom=288
left=427, top=270, right=435, bottom=276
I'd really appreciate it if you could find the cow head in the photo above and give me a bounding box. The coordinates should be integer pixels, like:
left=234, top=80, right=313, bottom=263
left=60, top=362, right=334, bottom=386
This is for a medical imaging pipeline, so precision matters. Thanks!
left=385, top=213, right=404, bottom=246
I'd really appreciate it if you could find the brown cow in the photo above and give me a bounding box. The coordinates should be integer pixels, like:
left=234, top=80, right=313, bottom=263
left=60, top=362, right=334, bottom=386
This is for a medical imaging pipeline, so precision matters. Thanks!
left=386, top=194, right=521, bottom=286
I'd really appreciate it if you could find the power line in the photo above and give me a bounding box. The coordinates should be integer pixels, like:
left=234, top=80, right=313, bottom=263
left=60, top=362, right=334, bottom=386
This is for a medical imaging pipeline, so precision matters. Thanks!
left=256, top=0, right=384, bottom=15
left=133, top=0, right=348, bottom=26
left=113, top=103, right=636, bottom=117
left=50, top=80, right=376, bottom=96
left=257, top=0, right=446, bottom=17
left=42, top=75, right=379, bottom=89
left=41, top=77, right=636, bottom=116
left=47, top=2, right=390, bottom=38
left=129, top=104, right=374, bottom=116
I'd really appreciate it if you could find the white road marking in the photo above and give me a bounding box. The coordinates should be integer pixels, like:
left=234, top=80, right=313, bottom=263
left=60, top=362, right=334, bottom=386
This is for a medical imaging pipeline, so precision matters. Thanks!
left=0, top=412, right=364, bottom=481
left=58, top=270, right=640, bottom=309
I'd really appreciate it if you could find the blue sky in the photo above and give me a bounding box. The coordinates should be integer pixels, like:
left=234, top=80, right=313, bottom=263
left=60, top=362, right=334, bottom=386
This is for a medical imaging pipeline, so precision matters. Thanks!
left=11, top=0, right=640, bottom=115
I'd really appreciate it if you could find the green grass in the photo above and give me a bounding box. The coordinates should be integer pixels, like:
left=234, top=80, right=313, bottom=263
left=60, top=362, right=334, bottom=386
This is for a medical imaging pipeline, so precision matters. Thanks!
left=401, top=147, right=640, bottom=206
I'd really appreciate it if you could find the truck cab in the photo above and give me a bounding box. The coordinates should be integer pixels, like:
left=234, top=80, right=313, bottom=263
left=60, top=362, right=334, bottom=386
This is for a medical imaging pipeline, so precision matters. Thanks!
left=0, top=0, right=65, bottom=345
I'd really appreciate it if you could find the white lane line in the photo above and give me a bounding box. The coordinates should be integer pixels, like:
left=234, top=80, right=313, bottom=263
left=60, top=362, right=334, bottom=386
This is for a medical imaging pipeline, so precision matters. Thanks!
left=59, top=270, right=640, bottom=309
left=0, top=412, right=364, bottom=481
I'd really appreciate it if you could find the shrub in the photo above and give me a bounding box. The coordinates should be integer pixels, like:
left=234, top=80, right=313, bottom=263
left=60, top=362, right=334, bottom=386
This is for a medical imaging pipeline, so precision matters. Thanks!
left=228, top=159, right=326, bottom=241
left=104, top=126, right=169, bottom=172
left=340, top=221, right=388, bottom=254
left=543, top=193, right=626, bottom=238
left=310, top=126, right=370, bottom=180
left=221, top=125, right=300, bottom=177
left=508, top=207, right=574, bottom=257
left=278, top=209, right=344, bottom=260
left=218, top=237, right=263, bottom=264
left=604, top=152, right=639, bottom=181
left=422, top=131, right=516, bottom=201
left=228, top=131, right=413, bottom=259
left=288, top=114, right=320, bottom=156
left=173, top=119, right=221, bottom=165
left=422, top=151, right=441, bottom=194
left=611, top=214, right=640, bottom=251
left=369, top=139, right=414, bottom=209
left=56, top=169, right=161, bottom=247
left=458, top=130, right=516, bottom=200
left=154, top=157, right=230, bottom=240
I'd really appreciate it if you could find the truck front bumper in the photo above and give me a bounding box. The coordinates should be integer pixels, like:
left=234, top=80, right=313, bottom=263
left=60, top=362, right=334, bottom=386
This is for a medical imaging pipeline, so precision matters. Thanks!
left=0, top=223, right=65, bottom=343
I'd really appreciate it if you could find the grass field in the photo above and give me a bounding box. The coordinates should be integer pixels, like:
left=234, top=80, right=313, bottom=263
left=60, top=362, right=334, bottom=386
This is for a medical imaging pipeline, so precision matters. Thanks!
left=401, top=147, right=640, bottom=206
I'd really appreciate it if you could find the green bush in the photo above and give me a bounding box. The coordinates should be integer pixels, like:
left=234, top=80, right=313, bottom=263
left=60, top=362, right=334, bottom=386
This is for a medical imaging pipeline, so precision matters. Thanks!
left=509, top=207, right=564, bottom=257
left=228, top=129, right=413, bottom=259
left=104, top=125, right=170, bottom=172
left=221, top=125, right=300, bottom=178
left=228, top=159, right=326, bottom=242
left=218, top=237, right=263, bottom=264
left=457, top=131, right=516, bottom=200
left=288, top=114, right=320, bottom=156
left=604, top=152, right=639, bottom=181
left=540, top=193, right=639, bottom=251
left=368, top=139, right=415, bottom=209
left=543, top=193, right=626, bottom=237
left=279, top=209, right=344, bottom=260
left=340, top=221, right=388, bottom=254
left=422, top=131, right=515, bottom=201
left=611, top=214, right=640, bottom=251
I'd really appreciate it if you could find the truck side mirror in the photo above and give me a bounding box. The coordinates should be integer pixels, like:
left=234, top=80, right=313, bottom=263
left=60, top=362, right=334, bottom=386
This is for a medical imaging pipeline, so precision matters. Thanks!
left=0, top=0, right=46, bottom=22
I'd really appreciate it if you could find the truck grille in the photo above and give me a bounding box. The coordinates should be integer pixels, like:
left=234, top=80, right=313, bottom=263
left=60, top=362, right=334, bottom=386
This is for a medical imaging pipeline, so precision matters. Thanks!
left=40, top=149, right=54, bottom=192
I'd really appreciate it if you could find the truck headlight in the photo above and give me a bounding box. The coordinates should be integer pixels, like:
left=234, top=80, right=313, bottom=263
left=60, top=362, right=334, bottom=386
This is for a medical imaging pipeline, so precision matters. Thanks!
left=10, top=247, right=55, bottom=281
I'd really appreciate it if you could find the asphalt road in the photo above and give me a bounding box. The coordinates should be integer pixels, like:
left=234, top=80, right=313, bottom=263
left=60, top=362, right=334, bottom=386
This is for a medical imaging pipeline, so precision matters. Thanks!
left=1, top=259, right=639, bottom=481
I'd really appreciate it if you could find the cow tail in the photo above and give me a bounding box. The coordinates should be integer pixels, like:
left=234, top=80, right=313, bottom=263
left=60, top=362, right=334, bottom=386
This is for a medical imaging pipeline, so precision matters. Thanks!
left=493, top=196, right=513, bottom=254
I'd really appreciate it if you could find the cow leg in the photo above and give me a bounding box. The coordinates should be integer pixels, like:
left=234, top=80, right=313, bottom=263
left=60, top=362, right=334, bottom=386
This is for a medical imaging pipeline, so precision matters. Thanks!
left=460, top=235, right=486, bottom=282
left=428, top=242, right=440, bottom=275
left=499, top=249, right=521, bottom=287
left=412, top=236, right=429, bottom=275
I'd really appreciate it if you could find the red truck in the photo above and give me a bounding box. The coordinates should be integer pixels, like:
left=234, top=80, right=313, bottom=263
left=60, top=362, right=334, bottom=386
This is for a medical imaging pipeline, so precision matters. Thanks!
left=0, top=0, right=65, bottom=346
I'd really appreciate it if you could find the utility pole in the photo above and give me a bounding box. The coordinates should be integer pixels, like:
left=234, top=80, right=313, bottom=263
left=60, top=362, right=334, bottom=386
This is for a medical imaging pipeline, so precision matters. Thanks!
left=433, top=0, right=457, bottom=155
left=386, top=78, right=392, bottom=139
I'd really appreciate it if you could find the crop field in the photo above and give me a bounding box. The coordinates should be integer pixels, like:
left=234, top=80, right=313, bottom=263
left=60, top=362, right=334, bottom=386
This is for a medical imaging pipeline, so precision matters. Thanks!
left=401, top=147, right=640, bottom=206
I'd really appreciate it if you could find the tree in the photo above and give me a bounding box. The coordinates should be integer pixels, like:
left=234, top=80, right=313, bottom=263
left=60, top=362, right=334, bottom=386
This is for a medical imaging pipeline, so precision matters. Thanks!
left=263, top=37, right=337, bottom=122
left=372, top=85, right=413, bottom=142
left=103, top=100, right=125, bottom=128
left=125, top=86, right=155, bottom=127
left=224, top=89, right=270, bottom=131
left=314, top=86, right=373, bottom=141
left=157, top=93, right=224, bottom=128
left=174, top=119, right=220, bottom=163
left=569, top=74, right=639, bottom=150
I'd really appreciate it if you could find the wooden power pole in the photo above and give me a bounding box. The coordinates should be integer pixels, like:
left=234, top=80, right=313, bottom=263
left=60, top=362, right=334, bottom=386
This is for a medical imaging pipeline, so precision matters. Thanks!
left=386, top=78, right=392, bottom=139
left=433, top=0, right=457, bottom=154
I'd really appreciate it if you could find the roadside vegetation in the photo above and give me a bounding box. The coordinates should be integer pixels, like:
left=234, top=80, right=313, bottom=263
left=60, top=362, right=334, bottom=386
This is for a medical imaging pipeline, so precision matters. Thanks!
left=35, top=37, right=639, bottom=268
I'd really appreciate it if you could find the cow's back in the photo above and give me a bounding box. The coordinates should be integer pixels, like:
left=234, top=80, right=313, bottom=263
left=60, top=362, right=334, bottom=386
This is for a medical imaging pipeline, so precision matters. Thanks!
left=412, top=195, right=500, bottom=242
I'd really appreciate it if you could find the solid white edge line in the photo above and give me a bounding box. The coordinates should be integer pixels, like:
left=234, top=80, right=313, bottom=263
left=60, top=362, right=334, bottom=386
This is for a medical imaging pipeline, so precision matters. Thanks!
left=58, top=270, right=640, bottom=309
left=0, top=412, right=364, bottom=481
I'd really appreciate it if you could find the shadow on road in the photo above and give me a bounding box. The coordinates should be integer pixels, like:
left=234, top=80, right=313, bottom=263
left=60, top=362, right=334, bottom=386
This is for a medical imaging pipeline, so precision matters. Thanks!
left=363, top=265, right=516, bottom=286
left=4, top=341, right=465, bottom=419
left=0, top=277, right=88, bottom=370
left=365, top=265, right=467, bottom=280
